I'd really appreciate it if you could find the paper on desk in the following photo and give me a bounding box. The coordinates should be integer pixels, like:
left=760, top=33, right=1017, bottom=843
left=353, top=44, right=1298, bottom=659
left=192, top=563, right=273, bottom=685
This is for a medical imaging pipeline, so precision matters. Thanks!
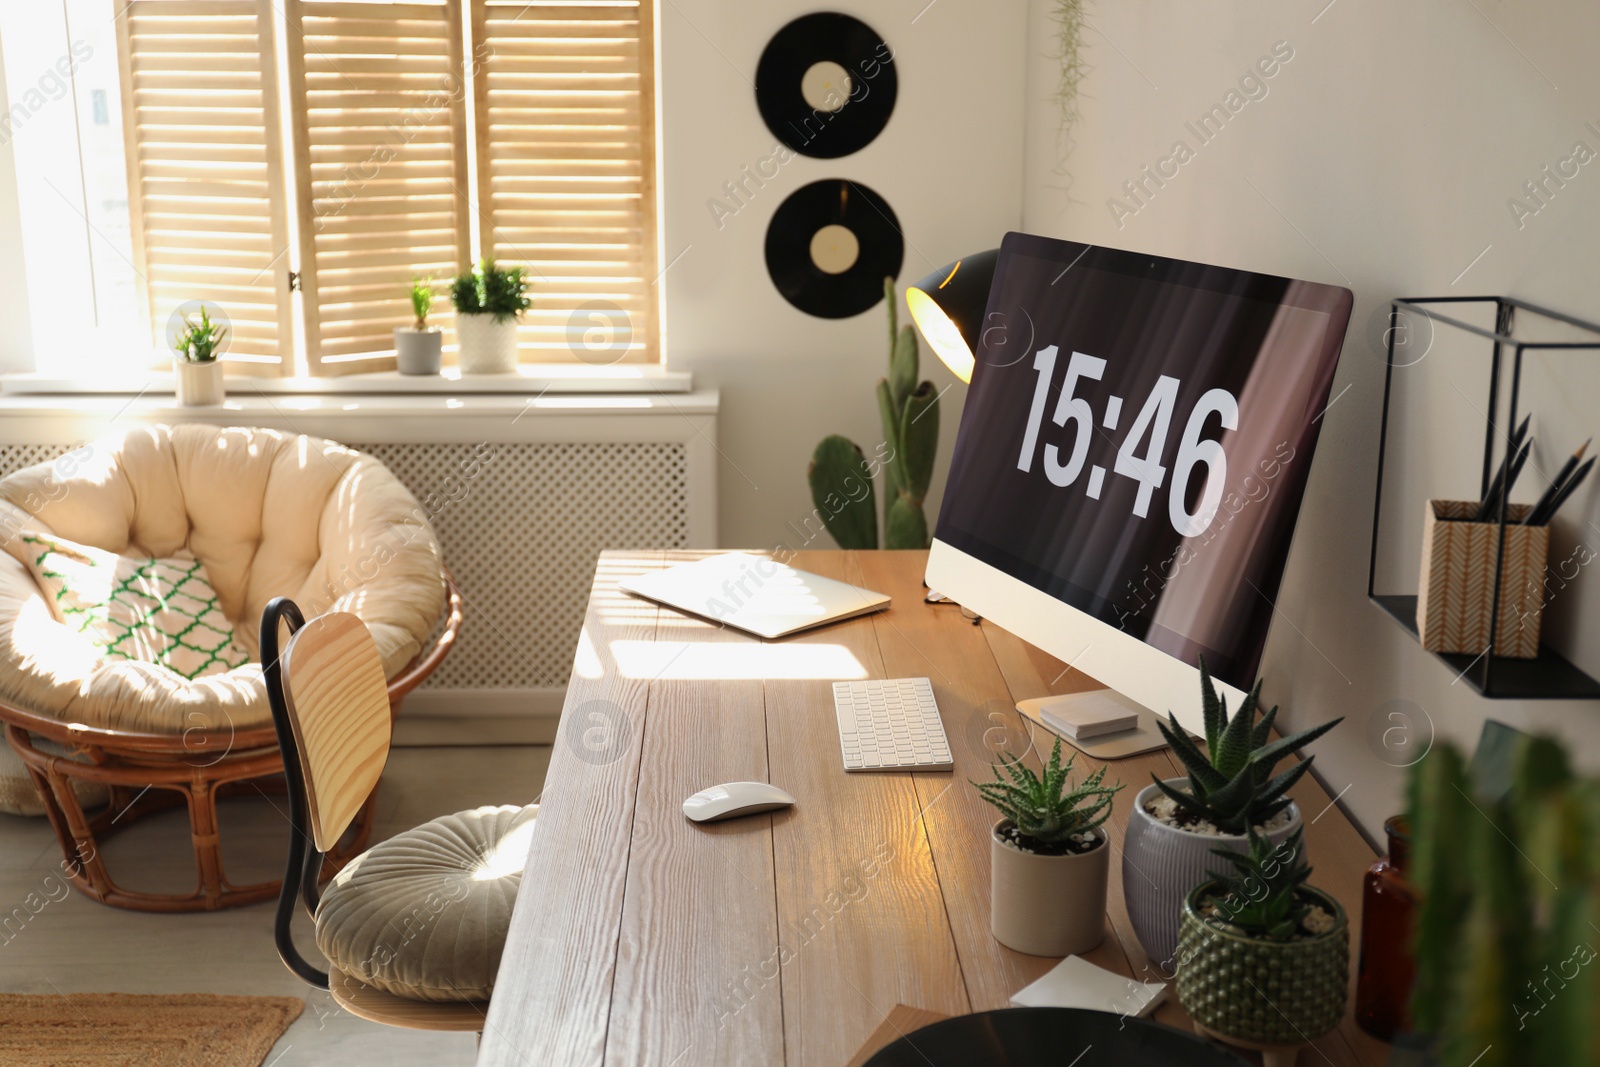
left=1009, top=955, right=1167, bottom=1018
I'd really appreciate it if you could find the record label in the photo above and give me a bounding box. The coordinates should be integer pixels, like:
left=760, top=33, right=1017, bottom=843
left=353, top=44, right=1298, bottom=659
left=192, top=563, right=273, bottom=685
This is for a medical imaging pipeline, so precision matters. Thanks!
left=765, top=179, right=904, bottom=319
left=755, top=13, right=897, bottom=159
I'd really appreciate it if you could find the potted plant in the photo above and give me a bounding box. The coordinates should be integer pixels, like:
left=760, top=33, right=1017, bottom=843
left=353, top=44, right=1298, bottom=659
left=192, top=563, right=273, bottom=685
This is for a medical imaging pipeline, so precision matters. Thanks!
left=1407, top=735, right=1600, bottom=1066
left=974, top=737, right=1122, bottom=956
left=394, top=276, right=442, bottom=375
left=452, top=259, right=530, bottom=374
left=170, top=304, right=227, bottom=406
left=1176, top=828, right=1349, bottom=1058
left=1123, top=659, right=1342, bottom=968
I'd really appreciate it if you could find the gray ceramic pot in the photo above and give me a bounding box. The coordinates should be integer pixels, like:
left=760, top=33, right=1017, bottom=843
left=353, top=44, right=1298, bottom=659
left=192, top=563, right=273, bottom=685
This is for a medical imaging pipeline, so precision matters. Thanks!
left=1121, top=780, right=1303, bottom=971
left=394, top=327, right=442, bottom=375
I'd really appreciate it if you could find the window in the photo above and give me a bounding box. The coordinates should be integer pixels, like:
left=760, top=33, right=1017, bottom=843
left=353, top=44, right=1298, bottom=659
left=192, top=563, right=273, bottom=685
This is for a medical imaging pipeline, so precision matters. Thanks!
left=0, top=0, right=661, bottom=377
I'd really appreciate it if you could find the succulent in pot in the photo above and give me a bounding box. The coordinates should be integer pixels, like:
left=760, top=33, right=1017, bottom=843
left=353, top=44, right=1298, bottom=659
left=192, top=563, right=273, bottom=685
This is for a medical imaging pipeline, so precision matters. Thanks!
left=452, top=259, right=531, bottom=374
left=170, top=303, right=227, bottom=406
left=394, top=275, right=443, bottom=375
left=1176, top=827, right=1349, bottom=1059
left=1123, top=658, right=1343, bottom=969
left=975, top=737, right=1122, bottom=956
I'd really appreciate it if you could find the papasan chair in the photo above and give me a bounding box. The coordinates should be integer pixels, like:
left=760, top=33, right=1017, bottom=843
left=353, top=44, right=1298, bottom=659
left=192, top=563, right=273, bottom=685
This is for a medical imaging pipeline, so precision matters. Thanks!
left=0, top=424, right=461, bottom=911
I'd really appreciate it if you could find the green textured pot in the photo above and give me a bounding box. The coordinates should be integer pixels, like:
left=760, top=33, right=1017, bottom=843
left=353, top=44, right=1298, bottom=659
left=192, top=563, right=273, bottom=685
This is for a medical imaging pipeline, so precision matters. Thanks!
left=1175, top=881, right=1349, bottom=1047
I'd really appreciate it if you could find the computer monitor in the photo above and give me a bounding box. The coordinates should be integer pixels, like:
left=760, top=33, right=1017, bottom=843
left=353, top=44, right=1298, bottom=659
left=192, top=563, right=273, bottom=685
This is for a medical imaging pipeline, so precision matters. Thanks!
left=926, top=232, right=1353, bottom=735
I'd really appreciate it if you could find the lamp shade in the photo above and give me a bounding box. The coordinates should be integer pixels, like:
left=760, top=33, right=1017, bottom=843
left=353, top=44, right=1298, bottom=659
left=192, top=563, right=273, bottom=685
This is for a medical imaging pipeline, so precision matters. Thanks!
left=905, top=248, right=998, bottom=384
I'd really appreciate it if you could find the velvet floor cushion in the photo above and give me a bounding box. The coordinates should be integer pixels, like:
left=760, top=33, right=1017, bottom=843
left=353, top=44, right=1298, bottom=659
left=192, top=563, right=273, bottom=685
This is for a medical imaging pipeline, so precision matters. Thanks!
left=315, top=804, right=538, bottom=1003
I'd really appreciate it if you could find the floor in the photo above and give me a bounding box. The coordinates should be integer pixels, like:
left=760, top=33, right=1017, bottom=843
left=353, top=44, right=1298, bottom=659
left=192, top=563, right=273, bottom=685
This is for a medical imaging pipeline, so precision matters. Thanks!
left=0, top=744, right=553, bottom=1067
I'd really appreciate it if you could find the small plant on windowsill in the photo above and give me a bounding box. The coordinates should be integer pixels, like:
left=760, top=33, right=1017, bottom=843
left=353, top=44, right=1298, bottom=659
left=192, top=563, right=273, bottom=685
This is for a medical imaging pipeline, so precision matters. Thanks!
left=170, top=304, right=227, bottom=406
left=973, top=737, right=1122, bottom=956
left=452, top=259, right=531, bottom=375
left=394, top=275, right=442, bottom=375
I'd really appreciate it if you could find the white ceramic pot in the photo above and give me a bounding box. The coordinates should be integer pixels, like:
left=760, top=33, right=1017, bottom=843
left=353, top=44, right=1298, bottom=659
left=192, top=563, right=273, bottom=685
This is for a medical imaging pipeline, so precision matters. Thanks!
left=1122, top=780, right=1303, bottom=971
left=990, top=820, right=1109, bottom=957
left=455, top=313, right=519, bottom=374
left=174, top=357, right=224, bottom=406
left=394, top=326, right=442, bottom=375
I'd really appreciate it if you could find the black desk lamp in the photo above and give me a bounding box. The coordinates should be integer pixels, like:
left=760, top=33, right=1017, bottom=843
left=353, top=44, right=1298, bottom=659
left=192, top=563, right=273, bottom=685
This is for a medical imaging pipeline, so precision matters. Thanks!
left=904, top=248, right=998, bottom=384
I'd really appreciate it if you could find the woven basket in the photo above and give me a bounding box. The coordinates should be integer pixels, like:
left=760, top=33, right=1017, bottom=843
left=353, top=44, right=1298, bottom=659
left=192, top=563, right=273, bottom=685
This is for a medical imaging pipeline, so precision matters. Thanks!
left=1416, top=499, right=1548, bottom=659
left=1175, top=883, right=1349, bottom=1046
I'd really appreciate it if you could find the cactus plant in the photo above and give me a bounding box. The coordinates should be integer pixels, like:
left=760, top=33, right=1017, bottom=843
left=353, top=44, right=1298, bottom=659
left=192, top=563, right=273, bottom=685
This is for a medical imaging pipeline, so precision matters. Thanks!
left=1408, top=735, right=1600, bottom=1067
left=1153, top=658, right=1344, bottom=835
left=807, top=277, right=941, bottom=549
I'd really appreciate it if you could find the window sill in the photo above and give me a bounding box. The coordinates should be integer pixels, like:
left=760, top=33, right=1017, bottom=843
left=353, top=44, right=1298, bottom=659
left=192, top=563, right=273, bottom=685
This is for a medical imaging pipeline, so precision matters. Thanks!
left=0, top=388, right=719, bottom=420
left=0, top=364, right=693, bottom=398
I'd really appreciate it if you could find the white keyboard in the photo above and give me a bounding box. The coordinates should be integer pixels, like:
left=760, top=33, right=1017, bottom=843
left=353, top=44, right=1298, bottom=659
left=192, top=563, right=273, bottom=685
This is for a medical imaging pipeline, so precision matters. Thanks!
left=833, top=678, right=954, bottom=772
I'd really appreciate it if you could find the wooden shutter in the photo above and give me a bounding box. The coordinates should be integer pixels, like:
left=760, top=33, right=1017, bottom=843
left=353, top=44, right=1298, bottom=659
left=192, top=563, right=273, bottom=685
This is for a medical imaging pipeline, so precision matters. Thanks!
left=472, top=0, right=659, bottom=363
left=283, top=0, right=472, bottom=374
left=115, top=0, right=294, bottom=373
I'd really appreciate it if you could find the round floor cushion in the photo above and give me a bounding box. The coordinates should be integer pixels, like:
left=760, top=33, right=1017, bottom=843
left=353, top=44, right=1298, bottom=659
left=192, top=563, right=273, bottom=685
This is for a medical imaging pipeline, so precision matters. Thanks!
left=316, top=804, right=538, bottom=1002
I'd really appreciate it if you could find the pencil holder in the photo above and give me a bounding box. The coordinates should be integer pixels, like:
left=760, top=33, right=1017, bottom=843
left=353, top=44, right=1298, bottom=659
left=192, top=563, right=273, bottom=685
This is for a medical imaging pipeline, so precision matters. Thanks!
left=1416, top=500, right=1548, bottom=659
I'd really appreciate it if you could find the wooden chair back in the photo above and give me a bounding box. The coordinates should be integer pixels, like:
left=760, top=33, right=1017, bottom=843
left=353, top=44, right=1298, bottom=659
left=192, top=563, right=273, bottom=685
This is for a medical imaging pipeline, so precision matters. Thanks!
left=280, top=612, right=392, bottom=852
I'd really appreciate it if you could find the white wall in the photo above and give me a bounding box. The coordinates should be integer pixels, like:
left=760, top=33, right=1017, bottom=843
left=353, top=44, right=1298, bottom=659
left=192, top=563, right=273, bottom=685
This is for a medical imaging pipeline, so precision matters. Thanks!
left=0, top=41, right=33, bottom=372
left=657, top=0, right=1028, bottom=552
left=1018, top=0, right=1600, bottom=839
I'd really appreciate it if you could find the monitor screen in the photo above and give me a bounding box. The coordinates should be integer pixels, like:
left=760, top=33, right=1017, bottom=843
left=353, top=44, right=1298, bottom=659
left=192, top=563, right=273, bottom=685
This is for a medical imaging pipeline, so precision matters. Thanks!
left=935, top=233, right=1352, bottom=690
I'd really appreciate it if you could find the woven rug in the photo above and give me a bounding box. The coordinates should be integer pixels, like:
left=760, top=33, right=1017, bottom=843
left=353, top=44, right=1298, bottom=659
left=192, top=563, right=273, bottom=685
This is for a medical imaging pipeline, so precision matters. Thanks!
left=0, top=993, right=303, bottom=1067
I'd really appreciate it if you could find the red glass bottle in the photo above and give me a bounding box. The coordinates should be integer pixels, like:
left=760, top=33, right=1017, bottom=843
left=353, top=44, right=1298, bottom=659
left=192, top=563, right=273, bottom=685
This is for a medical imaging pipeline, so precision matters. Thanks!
left=1356, top=815, right=1417, bottom=1041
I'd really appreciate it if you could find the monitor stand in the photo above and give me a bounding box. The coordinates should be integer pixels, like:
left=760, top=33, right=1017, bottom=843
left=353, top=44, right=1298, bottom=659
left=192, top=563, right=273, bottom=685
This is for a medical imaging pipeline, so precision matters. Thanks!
left=1015, top=688, right=1173, bottom=761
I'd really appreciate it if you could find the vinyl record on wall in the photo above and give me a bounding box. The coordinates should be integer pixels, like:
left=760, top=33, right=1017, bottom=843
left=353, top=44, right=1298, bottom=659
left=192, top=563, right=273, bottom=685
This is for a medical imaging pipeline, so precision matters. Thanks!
left=755, top=13, right=897, bottom=159
left=765, top=179, right=904, bottom=319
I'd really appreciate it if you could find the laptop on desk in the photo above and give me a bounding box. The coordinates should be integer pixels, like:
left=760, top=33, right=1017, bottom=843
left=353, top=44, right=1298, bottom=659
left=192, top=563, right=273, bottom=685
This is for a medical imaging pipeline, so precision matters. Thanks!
left=619, top=552, right=890, bottom=639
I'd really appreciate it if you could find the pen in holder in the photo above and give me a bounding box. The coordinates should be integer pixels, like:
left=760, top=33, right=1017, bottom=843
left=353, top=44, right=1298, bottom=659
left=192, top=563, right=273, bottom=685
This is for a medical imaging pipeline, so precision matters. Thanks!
left=1416, top=500, right=1548, bottom=659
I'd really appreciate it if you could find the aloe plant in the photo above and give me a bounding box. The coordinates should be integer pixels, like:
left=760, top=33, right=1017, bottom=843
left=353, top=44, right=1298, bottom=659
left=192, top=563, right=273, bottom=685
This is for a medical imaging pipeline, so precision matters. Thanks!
left=806, top=277, right=940, bottom=549
left=1153, top=658, right=1342, bottom=835
left=409, top=276, right=434, bottom=330
left=1204, top=828, right=1312, bottom=941
left=1409, top=735, right=1600, bottom=1067
left=973, top=737, right=1122, bottom=850
left=171, top=304, right=227, bottom=363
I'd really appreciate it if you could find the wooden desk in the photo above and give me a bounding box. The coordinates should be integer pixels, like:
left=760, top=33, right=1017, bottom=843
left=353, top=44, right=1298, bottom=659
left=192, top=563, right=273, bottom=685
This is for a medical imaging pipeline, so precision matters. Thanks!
left=478, top=551, right=1387, bottom=1067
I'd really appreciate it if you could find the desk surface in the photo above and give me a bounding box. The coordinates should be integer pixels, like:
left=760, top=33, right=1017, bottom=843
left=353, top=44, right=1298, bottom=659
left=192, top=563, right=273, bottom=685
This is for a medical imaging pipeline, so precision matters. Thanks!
left=478, top=550, right=1387, bottom=1067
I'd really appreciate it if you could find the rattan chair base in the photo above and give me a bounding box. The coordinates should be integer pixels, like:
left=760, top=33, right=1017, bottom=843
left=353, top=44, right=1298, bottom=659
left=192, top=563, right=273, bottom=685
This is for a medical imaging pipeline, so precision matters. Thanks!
left=0, top=580, right=461, bottom=913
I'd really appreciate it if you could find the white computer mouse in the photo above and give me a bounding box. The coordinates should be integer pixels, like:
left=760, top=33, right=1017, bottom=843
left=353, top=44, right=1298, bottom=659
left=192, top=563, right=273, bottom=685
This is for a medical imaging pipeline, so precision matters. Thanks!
left=682, top=781, right=796, bottom=823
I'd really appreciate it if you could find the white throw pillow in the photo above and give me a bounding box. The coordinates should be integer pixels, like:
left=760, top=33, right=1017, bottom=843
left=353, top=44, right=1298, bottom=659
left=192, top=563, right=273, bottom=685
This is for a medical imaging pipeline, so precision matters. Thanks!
left=17, top=532, right=251, bottom=680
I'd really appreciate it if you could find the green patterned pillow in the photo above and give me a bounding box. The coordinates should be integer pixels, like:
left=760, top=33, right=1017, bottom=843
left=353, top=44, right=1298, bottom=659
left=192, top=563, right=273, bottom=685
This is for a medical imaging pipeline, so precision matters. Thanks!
left=18, top=533, right=252, bottom=680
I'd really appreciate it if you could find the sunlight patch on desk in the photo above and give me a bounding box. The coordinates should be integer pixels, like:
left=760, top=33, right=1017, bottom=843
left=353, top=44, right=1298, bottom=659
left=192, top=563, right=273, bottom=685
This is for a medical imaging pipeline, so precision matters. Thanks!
left=610, top=640, right=867, bottom=680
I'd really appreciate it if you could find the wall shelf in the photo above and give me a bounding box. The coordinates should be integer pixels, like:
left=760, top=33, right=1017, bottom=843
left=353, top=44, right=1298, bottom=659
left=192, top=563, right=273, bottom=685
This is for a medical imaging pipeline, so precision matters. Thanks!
left=1372, top=595, right=1600, bottom=699
left=1368, top=295, right=1600, bottom=700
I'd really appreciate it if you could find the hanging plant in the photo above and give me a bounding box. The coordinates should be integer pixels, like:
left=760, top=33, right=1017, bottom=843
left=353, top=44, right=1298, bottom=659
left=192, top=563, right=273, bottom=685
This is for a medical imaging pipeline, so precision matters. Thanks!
left=1054, top=0, right=1088, bottom=177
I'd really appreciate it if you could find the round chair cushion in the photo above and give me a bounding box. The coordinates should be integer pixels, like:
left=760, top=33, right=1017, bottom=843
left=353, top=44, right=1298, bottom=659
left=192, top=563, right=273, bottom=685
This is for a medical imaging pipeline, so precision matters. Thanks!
left=0, top=424, right=444, bottom=738
left=315, top=804, right=538, bottom=1003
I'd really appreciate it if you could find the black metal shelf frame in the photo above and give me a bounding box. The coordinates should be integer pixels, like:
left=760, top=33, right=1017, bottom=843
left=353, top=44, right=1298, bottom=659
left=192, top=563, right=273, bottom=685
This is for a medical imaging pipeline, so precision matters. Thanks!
left=1368, top=295, right=1600, bottom=699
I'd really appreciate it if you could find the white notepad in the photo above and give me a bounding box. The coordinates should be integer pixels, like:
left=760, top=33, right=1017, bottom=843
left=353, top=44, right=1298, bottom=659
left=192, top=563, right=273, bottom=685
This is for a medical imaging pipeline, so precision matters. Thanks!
left=1037, top=690, right=1140, bottom=739
left=1009, top=955, right=1167, bottom=1018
